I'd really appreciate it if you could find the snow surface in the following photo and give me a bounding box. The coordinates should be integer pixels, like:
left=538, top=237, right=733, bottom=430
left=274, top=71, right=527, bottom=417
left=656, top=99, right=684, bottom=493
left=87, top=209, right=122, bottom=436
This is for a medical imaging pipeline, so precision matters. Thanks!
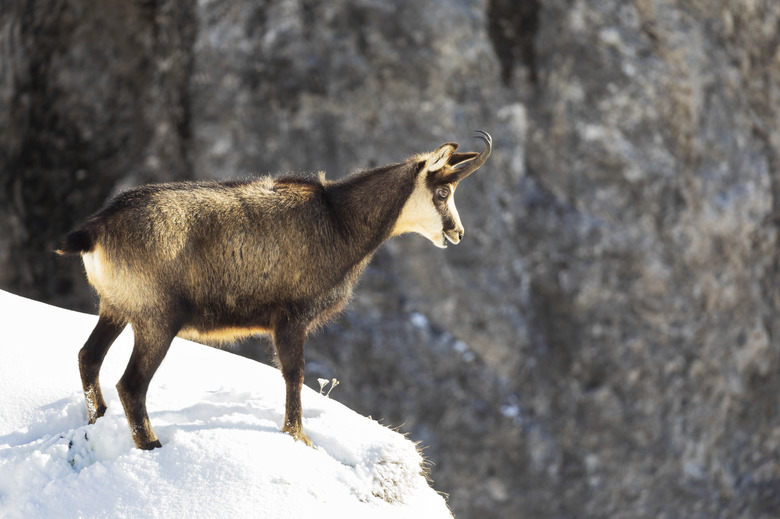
left=0, top=290, right=451, bottom=518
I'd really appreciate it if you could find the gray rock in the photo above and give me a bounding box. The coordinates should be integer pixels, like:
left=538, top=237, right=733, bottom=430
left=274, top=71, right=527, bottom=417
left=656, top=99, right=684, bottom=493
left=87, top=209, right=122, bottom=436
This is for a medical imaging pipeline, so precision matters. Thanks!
left=2, top=0, right=780, bottom=517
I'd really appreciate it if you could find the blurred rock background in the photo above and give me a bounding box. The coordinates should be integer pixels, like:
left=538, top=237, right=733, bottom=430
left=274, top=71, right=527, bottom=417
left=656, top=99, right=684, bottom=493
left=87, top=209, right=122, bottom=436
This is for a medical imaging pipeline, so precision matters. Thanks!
left=2, top=0, right=780, bottom=517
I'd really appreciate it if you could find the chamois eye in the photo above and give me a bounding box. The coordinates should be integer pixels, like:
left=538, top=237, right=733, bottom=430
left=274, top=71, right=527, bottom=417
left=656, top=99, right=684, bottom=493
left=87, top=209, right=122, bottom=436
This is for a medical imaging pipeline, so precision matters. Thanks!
left=436, top=187, right=449, bottom=200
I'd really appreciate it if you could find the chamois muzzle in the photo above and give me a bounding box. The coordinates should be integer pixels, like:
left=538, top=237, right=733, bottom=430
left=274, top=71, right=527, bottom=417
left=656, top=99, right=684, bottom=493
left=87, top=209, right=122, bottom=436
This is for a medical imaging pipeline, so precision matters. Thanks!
left=449, top=130, right=492, bottom=182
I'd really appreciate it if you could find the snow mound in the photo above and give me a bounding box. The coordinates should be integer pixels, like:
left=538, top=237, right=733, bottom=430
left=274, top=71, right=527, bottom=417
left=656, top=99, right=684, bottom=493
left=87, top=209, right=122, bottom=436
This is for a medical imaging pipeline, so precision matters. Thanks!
left=0, top=290, right=451, bottom=518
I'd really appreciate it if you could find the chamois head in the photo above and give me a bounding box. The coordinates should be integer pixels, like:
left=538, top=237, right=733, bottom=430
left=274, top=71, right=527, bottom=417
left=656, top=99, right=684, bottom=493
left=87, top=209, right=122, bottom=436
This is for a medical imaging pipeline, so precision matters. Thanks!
left=393, top=130, right=492, bottom=248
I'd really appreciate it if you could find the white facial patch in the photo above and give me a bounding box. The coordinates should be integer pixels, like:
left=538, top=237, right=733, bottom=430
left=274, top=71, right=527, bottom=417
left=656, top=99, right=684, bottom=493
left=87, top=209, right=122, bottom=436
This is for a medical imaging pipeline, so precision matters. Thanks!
left=392, top=174, right=446, bottom=247
left=392, top=174, right=461, bottom=248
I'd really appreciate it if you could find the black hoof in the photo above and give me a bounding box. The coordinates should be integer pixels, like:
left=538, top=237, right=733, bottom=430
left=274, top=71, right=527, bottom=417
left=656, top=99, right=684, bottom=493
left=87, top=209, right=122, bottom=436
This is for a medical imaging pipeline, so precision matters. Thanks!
left=87, top=405, right=107, bottom=425
left=140, top=439, right=163, bottom=450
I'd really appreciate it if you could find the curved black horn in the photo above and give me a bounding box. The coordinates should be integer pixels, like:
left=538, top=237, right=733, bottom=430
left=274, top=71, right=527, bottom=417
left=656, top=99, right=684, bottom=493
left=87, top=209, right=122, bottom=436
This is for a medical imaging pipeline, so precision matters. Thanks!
left=450, top=130, right=492, bottom=181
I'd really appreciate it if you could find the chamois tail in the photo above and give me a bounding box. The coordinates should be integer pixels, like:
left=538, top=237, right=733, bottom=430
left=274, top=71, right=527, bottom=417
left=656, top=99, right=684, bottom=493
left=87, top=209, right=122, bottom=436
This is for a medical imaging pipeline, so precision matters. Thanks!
left=55, top=228, right=96, bottom=256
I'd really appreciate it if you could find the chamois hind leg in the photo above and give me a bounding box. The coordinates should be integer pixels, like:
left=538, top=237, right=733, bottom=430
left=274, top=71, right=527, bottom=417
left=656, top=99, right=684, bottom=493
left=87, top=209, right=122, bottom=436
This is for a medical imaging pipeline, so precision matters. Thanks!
left=273, top=323, right=312, bottom=447
left=116, top=321, right=177, bottom=450
left=79, top=313, right=127, bottom=424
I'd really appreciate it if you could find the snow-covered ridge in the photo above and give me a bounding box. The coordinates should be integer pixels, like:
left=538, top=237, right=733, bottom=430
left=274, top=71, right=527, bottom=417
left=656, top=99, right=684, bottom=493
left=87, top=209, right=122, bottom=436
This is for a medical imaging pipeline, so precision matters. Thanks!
left=0, top=290, right=451, bottom=518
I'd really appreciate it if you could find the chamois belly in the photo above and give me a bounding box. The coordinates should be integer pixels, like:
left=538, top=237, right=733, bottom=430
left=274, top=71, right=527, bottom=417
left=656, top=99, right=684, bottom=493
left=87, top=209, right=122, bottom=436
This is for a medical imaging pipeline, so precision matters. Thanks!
left=177, top=325, right=271, bottom=344
left=173, top=292, right=278, bottom=344
left=174, top=282, right=352, bottom=344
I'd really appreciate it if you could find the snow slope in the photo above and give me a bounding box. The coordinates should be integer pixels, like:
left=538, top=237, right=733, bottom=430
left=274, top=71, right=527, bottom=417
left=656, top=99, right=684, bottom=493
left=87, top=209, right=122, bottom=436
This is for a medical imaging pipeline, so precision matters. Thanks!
left=0, top=290, right=451, bottom=518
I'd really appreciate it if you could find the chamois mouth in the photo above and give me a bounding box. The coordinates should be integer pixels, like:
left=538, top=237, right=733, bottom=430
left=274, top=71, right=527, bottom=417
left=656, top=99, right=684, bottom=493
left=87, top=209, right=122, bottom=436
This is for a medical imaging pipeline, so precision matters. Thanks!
left=443, top=230, right=463, bottom=246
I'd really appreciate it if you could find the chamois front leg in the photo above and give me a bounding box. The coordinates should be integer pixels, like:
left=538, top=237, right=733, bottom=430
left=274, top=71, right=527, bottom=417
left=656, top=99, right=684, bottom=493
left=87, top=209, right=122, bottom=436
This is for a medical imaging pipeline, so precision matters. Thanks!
left=116, top=321, right=177, bottom=450
left=79, top=313, right=127, bottom=424
left=273, top=323, right=312, bottom=447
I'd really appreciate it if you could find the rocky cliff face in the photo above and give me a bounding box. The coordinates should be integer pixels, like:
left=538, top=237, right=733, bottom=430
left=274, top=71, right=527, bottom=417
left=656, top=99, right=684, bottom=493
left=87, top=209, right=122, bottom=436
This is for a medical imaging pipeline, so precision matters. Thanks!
left=3, top=1, right=780, bottom=517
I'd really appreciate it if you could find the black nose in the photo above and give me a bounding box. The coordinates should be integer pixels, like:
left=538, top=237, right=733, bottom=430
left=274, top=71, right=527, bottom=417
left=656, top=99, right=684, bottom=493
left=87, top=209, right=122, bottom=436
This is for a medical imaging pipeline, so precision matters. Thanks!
left=458, top=231, right=464, bottom=241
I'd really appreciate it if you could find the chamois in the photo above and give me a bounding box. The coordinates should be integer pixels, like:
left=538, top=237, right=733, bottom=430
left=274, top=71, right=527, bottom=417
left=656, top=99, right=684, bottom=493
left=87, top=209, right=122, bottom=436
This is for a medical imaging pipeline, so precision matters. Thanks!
left=57, top=131, right=492, bottom=449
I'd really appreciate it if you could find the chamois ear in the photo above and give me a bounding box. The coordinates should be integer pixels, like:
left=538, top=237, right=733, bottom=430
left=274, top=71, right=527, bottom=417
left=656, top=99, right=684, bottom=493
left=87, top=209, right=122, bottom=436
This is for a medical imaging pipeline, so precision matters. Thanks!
left=424, top=142, right=459, bottom=173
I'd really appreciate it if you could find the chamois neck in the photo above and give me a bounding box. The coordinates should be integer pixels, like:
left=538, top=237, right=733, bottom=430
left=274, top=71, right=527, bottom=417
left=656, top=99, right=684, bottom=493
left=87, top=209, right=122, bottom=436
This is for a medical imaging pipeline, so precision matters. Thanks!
left=326, top=162, right=416, bottom=254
